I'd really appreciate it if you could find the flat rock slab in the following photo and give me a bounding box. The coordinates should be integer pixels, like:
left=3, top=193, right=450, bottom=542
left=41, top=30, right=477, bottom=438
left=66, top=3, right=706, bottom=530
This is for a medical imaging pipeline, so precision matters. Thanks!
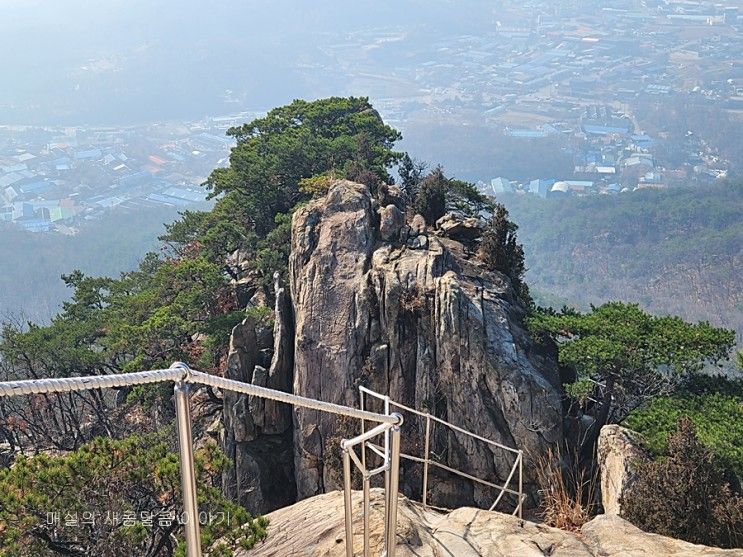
left=232, top=490, right=743, bottom=557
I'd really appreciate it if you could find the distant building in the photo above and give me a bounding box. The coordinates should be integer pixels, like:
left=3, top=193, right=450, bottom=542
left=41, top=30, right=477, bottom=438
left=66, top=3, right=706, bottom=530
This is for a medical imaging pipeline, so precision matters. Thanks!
left=549, top=181, right=570, bottom=196
left=490, top=177, right=514, bottom=194
left=74, top=148, right=103, bottom=160
left=528, top=179, right=555, bottom=198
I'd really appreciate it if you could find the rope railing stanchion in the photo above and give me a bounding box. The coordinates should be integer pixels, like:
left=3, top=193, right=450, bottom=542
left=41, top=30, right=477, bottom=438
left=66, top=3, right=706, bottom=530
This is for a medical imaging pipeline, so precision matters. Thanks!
left=174, top=380, right=202, bottom=557
left=342, top=448, right=354, bottom=557
left=385, top=420, right=402, bottom=557
left=518, top=450, right=524, bottom=520
left=363, top=472, right=371, bottom=557
left=488, top=455, right=520, bottom=512
left=422, top=414, right=431, bottom=508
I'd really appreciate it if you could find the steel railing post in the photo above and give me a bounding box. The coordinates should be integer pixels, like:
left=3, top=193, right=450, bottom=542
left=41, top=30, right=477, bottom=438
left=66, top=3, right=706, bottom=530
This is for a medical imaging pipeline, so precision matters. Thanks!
left=174, top=381, right=202, bottom=557
left=361, top=390, right=367, bottom=472
left=385, top=415, right=402, bottom=557
left=518, top=450, right=523, bottom=520
left=342, top=449, right=354, bottom=557
left=363, top=474, right=371, bottom=557
left=422, top=414, right=430, bottom=508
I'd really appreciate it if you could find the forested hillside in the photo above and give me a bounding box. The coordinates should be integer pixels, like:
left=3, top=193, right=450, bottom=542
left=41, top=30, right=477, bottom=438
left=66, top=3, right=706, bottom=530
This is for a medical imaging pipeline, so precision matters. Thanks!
left=502, top=182, right=743, bottom=341
left=0, top=98, right=740, bottom=555
left=0, top=205, right=205, bottom=324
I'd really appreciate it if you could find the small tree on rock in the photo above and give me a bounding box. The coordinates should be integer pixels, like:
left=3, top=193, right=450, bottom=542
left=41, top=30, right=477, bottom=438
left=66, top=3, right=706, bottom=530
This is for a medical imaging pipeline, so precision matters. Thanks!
left=477, top=204, right=530, bottom=302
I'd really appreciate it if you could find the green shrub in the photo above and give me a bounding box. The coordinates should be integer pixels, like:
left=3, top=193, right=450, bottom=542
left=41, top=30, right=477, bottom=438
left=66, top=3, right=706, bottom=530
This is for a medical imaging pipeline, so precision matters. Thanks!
left=0, top=434, right=267, bottom=556
left=621, top=417, right=743, bottom=548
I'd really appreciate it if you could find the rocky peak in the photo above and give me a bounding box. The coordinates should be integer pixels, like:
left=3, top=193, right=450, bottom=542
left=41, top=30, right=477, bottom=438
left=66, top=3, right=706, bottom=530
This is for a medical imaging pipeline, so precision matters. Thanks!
left=288, top=180, right=562, bottom=507
left=222, top=179, right=563, bottom=513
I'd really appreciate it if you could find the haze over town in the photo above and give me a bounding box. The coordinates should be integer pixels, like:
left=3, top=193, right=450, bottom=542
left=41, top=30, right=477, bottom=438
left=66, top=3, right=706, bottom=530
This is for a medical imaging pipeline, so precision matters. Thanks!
left=0, top=0, right=741, bottom=331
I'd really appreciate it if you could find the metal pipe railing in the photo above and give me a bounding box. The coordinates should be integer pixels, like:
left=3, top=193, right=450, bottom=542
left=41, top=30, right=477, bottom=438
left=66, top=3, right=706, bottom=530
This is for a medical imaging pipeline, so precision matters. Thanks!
left=174, top=380, right=202, bottom=557
left=0, top=363, right=401, bottom=557
left=340, top=413, right=403, bottom=557
left=360, top=386, right=525, bottom=516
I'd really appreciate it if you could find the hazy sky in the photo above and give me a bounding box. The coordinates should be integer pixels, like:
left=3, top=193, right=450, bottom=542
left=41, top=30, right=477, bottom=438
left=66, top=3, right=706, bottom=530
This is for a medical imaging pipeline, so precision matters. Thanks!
left=0, top=1, right=495, bottom=125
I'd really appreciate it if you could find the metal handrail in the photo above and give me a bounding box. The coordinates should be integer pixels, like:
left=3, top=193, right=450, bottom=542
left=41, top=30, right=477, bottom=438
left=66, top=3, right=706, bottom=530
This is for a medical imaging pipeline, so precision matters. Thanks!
left=359, top=386, right=525, bottom=518
left=340, top=414, right=402, bottom=557
left=0, top=363, right=403, bottom=557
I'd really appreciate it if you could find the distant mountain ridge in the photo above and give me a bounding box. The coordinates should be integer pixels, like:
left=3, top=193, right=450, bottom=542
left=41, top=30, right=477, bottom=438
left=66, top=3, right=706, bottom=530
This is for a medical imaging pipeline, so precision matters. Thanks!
left=501, top=182, right=743, bottom=342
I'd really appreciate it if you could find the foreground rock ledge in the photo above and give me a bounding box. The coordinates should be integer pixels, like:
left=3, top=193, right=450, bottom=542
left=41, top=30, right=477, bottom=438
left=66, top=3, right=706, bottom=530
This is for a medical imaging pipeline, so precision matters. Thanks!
left=229, top=489, right=743, bottom=557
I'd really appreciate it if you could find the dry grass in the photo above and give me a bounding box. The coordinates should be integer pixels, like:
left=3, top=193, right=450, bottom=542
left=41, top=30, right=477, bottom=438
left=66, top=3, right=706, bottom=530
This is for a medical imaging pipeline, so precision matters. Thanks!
left=534, top=447, right=599, bottom=532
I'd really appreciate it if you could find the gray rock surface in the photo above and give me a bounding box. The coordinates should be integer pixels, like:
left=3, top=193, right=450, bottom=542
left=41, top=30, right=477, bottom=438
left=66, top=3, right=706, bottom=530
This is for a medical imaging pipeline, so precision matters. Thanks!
left=435, top=212, right=485, bottom=242
left=231, top=490, right=743, bottom=557
left=289, top=180, right=562, bottom=507
left=411, top=214, right=427, bottom=235
left=379, top=204, right=405, bottom=241
left=597, top=424, right=649, bottom=515
left=221, top=275, right=296, bottom=513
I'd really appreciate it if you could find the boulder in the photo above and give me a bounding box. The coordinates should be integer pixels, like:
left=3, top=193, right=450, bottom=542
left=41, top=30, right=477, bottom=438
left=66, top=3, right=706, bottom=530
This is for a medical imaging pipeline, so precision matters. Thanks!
left=435, top=212, right=485, bottom=242
left=289, top=180, right=562, bottom=507
left=407, top=234, right=428, bottom=249
left=379, top=204, right=405, bottom=241
left=597, top=425, right=649, bottom=515
left=411, top=214, right=427, bottom=235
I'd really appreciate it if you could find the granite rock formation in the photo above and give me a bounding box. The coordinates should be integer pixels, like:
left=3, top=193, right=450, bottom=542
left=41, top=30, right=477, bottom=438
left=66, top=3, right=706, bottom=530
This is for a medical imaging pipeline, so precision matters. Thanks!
left=597, top=424, right=650, bottom=515
left=288, top=180, right=562, bottom=507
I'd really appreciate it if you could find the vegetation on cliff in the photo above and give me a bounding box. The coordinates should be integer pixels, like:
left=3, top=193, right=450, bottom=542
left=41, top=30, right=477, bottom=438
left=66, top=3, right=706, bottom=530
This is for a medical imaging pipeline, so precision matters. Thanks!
left=626, top=373, right=743, bottom=480
left=621, top=418, right=743, bottom=549
left=0, top=96, right=740, bottom=554
left=529, top=302, right=735, bottom=431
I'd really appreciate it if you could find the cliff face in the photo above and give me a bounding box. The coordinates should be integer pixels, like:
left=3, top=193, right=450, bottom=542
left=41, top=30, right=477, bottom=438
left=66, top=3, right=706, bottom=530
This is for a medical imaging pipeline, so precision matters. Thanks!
left=288, top=180, right=562, bottom=508
left=222, top=180, right=563, bottom=512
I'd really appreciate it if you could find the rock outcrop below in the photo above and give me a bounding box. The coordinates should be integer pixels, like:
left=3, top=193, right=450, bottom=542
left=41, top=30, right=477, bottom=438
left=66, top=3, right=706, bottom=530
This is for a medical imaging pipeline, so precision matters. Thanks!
left=232, top=490, right=743, bottom=557
left=221, top=275, right=296, bottom=513
left=597, top=424, right=649, bottom=515
left=289, top=180, right=562, bottom=507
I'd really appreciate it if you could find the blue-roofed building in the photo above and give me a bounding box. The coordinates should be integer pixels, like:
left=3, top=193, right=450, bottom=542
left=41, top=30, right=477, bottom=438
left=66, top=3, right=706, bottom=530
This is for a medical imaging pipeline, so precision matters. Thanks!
left=146, top=193, right=190, bottom=206
left=508, top=129, right=549, bottom=139
left=75, top=148, right=103, bottom=160
left=18, top=180, right=52, bottom=195
left=1, top=163, right=28, bottom=174
left=18, top=218, right=52, bottom=232
left=119, top=171, right=151, bottom=188
left=583, top=124, right=631, bottom=136
left=0, top=173, right=23, bottom=189
left=631, top=134, right=652, bottom=148
left=161, top=187, right=208, bottom=203
left=95, top=196, right=126, bottom=208
left=528, top=179, right=556, bottom=198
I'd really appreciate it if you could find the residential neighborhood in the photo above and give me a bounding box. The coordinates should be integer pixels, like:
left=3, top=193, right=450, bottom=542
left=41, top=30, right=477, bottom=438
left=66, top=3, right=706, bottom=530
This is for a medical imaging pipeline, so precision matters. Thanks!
left=0, top=115, right=257, bottom=233
left=314, top=0, right=742, bottom=190
left=3, top=0, right=742, bottom=233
